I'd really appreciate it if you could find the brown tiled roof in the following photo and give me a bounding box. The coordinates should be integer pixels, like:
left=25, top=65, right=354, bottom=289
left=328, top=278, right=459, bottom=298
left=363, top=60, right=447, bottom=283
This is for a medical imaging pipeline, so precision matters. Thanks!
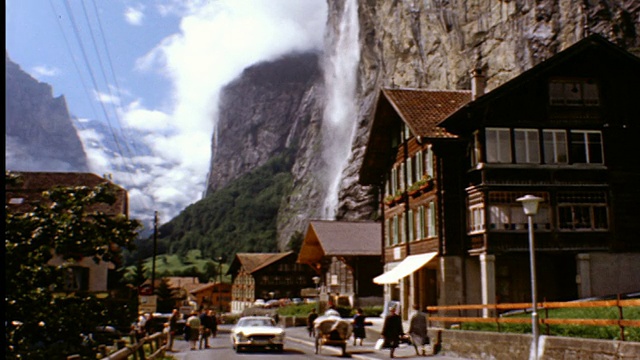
left=298, top=220, right=381, bottom=263
left=5, top=171, right=128, bottom=215
left=236, top=251, right=294, bottom=274
left=382, top=88, right=471, bottom=139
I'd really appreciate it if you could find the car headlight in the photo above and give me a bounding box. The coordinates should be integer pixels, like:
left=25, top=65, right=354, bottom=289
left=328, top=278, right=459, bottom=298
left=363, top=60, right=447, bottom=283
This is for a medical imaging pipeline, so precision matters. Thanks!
left=273, top=333, right=284, bottom=342
left=236, top=333, right=248, bottom=342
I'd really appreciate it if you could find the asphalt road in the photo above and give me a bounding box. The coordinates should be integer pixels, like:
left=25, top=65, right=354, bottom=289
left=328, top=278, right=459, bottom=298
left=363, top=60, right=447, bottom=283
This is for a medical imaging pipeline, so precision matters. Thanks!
left=167, top=325, right=470, bottom=360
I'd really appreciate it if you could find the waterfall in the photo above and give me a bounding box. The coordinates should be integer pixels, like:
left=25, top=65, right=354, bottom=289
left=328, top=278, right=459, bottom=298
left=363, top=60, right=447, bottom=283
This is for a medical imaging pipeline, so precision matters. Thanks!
left=321, top=0, right=360, bottom=219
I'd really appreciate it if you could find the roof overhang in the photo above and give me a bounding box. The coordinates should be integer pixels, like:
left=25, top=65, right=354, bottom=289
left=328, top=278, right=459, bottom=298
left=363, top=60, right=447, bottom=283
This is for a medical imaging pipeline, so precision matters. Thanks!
left=373, top=252, right=438, bottom=285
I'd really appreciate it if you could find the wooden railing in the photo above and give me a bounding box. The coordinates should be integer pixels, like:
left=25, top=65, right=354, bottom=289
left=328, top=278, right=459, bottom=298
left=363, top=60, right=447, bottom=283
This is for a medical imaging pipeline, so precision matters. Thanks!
left=67, top=332, right=166, bottom=360
left=426, top=297, right=640, bottom=341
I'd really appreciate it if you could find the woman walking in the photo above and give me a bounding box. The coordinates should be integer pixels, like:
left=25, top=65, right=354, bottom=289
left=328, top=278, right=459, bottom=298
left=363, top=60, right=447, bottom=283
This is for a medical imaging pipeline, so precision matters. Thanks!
left=352, top=308, right=366, bottom=346
left=381, top=307, right=403, bottom=358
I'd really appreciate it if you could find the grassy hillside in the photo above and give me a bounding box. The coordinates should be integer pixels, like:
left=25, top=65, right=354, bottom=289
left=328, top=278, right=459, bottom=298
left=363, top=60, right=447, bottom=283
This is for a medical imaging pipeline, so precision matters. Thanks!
left=128, top=151, right=294, bottom=269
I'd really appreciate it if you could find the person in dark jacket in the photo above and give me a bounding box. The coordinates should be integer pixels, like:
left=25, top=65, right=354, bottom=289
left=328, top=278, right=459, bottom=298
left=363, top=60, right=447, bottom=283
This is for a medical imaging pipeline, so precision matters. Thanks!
left=381, top=306, right=404, bottom=358
left=307, top=308, right=318, bottom=337
left=352, top=308, right=366, bottom=346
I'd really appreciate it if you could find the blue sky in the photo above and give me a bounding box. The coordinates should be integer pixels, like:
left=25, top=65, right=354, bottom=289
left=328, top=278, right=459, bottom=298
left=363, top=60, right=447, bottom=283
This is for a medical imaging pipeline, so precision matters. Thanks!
left=6, top=0, right=327, bottom=227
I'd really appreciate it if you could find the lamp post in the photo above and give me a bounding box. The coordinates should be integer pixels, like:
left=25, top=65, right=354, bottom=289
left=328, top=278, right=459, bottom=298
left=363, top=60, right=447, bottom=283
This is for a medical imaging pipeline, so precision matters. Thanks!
left=312, top=276, right=321, bottom=314
left=517, top=194, right=543, bottom=360
left=216, top=256, right=223, bottom=313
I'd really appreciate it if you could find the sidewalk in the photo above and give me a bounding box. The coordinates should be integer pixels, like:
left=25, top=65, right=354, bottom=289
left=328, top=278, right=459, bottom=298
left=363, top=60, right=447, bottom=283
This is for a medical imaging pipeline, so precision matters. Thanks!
left=285, top=317, right=470, bottom=360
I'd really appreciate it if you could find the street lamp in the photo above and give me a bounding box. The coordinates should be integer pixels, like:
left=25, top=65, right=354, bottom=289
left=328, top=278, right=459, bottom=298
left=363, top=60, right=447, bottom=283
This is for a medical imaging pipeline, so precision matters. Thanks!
left=517, top=194, right=543, bottom=360
left=312, top=276, right=321, bottom=314
left=216, top=256, right=224, bottom=313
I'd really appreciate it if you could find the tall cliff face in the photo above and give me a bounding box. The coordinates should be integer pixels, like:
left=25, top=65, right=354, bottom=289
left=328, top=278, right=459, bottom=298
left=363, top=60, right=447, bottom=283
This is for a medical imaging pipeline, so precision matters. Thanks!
left=330, top=0, right=640, bottom=223
left=207, top=53, right=328, bottom=248
left=5, top=54, right=89, bottom=172
left=207, top=0, right=639, bottom=250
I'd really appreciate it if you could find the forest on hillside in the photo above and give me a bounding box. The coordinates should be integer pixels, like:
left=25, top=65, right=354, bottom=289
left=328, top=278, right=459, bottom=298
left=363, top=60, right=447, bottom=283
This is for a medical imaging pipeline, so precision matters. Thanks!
left=126, top=150, right=298, bottom=270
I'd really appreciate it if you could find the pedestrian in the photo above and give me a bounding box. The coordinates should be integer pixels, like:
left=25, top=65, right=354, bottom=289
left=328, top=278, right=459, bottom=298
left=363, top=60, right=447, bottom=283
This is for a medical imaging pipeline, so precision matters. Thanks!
left=199, top=309, right=214, bottom=349
left=381, top=306, right=404, bottom=358
left=408, top=304, right=429, bottom=356
left=210, top=310, right=218, bottom=338
left=352, top=307, right=366, bottom=346
left=186, top=311, right=201, bottom=351
left=167, top=308, right=180, bottom=352
left=307, top=308, right=318, bottom=337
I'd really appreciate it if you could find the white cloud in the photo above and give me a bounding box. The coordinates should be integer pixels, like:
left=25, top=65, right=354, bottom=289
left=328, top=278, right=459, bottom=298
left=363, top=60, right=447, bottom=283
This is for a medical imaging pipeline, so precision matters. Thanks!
left=31, top=65, right=60, bottom=77
left=125, top=5, right=145, bottom=26
left=92, top=0, right=327, bottom=226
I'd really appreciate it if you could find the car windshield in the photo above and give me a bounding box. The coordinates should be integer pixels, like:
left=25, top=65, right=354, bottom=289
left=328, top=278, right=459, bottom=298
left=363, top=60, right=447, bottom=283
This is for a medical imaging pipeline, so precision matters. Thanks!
left=238, top=318, right=274, bottom=327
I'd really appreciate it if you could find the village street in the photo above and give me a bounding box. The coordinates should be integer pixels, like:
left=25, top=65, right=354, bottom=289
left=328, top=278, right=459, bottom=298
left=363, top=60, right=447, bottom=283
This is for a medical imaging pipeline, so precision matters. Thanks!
left=168, top=321, right=471, bottom=360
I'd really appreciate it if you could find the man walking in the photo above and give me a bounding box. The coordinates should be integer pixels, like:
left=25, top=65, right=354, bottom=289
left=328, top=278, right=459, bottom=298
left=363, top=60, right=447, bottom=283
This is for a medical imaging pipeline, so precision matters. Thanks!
left=199, top=309, right=214, bottom=349
left=381, top=307, right=403, bottom=358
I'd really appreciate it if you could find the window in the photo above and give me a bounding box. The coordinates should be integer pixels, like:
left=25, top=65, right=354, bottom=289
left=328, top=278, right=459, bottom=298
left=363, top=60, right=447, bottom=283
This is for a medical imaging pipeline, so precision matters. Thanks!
left=549, top=79, right=599, bottom=106
left=415, top=152, right=423, bottom=182
left=399, top=213, right=406, bottom=243
left=407, top=157, right=413, bottom=186
left=385, top=218, right=391, bottom=246
left=416, top=206, right=425, bottom=240
left=427, top=202, right=437, bottom=237
left=472, top=131, right=481, bottom=166
left=570, top=130, right=603, bottom=164
left=543, top=129, right=568, bottom=164
left=488, top=192, right=550, bottom=231
left=392, top=215, right=399, bottom=245
left=485, top=128, right=512, bottom=163
left=63, top=266, right=89, bottom=291
left=408, top=209, right=414, bottom=242
left=558, top=192, right=608, bottom=230
left=469, top=204, right=485, bottom=233
left=514, top=129, right=540, bottom=163
left=425, top=146, right=434, bottom=178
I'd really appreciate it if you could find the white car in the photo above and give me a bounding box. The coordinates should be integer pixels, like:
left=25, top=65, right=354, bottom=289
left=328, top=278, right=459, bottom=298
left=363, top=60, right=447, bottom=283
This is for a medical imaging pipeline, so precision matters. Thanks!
left=230, top=316, right=285, bottom=353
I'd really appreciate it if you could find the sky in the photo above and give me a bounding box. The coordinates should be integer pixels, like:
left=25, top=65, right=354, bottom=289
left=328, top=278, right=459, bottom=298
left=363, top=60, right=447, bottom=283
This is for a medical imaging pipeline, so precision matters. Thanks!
left=6, top=0, right=327, bottom=229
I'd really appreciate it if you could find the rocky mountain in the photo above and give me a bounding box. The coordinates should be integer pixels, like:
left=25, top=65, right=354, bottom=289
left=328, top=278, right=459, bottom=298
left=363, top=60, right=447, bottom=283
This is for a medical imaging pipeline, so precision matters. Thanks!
left=5, top=53, right=89, bottom=172
left=207, top=52, right=328, bottom=249
left=207, top=0, right=639, bottom=250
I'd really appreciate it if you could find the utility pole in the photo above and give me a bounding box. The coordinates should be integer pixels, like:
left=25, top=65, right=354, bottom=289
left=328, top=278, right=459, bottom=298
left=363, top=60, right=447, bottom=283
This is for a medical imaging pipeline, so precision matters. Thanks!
left=151, top=211, right=158, bottom=293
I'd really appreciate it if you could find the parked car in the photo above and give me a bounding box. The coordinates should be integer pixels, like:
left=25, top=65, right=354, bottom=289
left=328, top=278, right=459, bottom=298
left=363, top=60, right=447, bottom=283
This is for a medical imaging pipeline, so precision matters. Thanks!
left=230, top=316, right=285, bottom=353
left=291, top=298, right=303, bottom=305
left=145, top=313, right=186, bottom=335
left=265, top=299, right=280, bottom=308
left=253, top=299, right=266, bottom=307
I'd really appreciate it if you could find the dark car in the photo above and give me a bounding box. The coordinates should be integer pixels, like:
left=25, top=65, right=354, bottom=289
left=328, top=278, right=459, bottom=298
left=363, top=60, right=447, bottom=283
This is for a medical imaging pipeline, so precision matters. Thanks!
left=145, top=313, right=186, bottom=335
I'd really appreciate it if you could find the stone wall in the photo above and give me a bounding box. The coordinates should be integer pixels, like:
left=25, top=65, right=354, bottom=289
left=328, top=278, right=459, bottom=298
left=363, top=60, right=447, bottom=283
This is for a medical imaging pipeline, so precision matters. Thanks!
left=431, top=329, right=640, bottom=360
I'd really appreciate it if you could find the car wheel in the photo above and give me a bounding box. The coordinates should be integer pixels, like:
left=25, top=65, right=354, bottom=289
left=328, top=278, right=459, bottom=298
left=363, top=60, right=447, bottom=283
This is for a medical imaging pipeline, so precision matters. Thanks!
left=276, top=345, right=284, bottom=353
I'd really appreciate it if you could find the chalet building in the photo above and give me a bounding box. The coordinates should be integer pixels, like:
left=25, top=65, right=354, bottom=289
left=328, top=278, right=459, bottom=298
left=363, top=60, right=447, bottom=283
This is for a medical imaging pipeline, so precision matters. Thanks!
left=438, top=34, right=640, bottom=309
left=359, top=90, right=471, bottom=319
left=228, top=251, right=316, bottom=314
left=191, top=282, right=232, bottom=313
left=297, top=220, right=383, bottom=308
left=359, top=34, right=640, bottom=320
left=5, top=171, right=129, bottom=295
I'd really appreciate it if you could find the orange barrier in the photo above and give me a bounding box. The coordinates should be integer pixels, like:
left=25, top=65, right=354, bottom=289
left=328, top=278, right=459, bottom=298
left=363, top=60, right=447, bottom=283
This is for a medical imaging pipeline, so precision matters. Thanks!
left=426, top=296, right=640, bottom=341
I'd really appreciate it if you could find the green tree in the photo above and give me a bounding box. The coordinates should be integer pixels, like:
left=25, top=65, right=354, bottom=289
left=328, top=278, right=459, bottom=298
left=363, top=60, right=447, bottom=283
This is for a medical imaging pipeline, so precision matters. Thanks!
left=5, top=173, right=141, bottom=360
left=155, top=278, right=180, bottom=313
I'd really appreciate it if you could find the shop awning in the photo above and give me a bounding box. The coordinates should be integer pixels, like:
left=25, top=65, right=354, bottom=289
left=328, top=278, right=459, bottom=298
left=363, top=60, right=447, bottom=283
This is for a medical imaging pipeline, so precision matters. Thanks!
left=373, top=252, right=438, bottom=284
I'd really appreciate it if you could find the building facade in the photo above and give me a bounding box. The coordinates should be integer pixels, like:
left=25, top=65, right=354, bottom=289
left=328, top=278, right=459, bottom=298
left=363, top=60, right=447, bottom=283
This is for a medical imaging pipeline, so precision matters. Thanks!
left=360, top=34, right=640, bottom=320
left=228, top=251, right=317, bottom=314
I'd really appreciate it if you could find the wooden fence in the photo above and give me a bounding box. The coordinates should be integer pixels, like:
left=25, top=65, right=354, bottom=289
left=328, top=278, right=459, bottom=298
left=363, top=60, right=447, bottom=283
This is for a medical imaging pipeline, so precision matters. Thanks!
left=67, top=332, right=166, bottom=360
left=426, top=297, right=640, bottom=341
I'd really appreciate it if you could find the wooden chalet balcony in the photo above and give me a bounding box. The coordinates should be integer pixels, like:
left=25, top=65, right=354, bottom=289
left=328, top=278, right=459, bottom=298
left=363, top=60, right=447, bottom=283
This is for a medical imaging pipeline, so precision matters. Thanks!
left=468, top=231, right=610, bottom=253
